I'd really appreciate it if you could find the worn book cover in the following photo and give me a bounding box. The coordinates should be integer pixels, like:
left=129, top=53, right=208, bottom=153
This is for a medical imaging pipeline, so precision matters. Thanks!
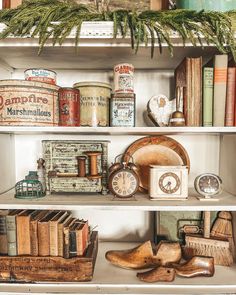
left=0, top=210, right=9, bottom=255
left=49, top=211, right=68, bottom=257
left=75, top=220, right=89, bottom=256
left=203, top=67, right=214, bottom=126
left=30, top=210, right=49, bottom=256
left=6, top=209, right=22, bottom=256
left=58, top=212, right=72, bottom=257
left=63, top=217, right=76, bottom=259
left=38, top=210, right=59, bottom=257
left=16, top=209, right=37, bottom=255
left=213, top=54, right=228, bottom=126
left=225, top=59, right=236, bottom=127
left=175, top=57, right=202, bottom=126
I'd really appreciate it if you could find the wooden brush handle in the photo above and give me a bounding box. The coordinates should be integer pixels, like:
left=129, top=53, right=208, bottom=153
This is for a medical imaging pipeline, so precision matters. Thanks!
left=204, top=211, right=211, bottom=238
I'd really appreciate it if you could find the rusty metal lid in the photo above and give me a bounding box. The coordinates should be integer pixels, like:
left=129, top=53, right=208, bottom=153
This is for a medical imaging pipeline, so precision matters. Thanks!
left=73, top=81, right=112, bottom=90
left=0, top=79, right=59, bottom=90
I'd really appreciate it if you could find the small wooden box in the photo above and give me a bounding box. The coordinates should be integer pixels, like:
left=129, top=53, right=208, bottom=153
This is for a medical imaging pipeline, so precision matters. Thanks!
left=0, top=231, right=98, bottom=282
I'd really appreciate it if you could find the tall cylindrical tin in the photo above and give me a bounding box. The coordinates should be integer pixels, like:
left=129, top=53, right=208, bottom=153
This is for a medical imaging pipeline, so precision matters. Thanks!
left=0, top=80, right=59, bottom=126
left=114, top=63, right=134, bottom=93
left=110, top=93, right=136, bottom=127
left=73, top=82, right=111, bottom=127
left=24, top=69, right=57, bottom=85
left=58, top=87, right=80, bottom=126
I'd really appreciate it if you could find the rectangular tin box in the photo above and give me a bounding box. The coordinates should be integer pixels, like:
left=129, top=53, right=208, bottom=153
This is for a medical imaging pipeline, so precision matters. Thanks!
left=42, top=140, right=109, bottom=194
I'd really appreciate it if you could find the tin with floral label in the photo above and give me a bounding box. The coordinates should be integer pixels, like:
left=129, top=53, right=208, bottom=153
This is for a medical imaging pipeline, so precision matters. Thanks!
left=24, top=69, right=57, bottom=85
left=114, top=63, right=134, bottom=93
left=110, top=93, right=136, bottom=127
left=59, top=87, right=80, bottom=126
left=73, top=82, right=111, bottom=127
left=0, top=80, right=59, bottom=126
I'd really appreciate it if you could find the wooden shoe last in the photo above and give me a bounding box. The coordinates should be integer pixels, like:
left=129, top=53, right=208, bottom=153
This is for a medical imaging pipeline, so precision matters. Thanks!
left=175, top=256, right=215, bottom=278
left=105, top=240, right=181, bottom=270
left=137, top=266, right=175, bottom=283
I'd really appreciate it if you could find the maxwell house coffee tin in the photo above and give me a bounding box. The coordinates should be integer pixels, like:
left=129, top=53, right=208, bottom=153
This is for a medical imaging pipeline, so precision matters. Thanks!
left=114, top=63, right=134, bottom=93
left=59, top=87, right=80, bottom=126
left=0, top=80, right=59, bottom=126
left=24, top=68, right=57, bottom=85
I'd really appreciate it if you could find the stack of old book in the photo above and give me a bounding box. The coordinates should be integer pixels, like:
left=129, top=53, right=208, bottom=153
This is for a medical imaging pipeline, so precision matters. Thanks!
left=0, top=209, right=89, bottom=258
left=175, top=54, right=236, bottom=127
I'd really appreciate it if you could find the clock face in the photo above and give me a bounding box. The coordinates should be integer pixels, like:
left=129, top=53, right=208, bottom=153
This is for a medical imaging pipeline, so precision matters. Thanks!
left=196, top=174, right=221, bottom=196
left=159, top=172, right=181, bottom=194
left=110, top=169, right=139, bottom=198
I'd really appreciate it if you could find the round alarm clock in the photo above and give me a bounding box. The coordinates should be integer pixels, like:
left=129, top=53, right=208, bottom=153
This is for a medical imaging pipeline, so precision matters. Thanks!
left=194, top=173, right=222, bottom=199
left=109, top=159, right=139, bottom=199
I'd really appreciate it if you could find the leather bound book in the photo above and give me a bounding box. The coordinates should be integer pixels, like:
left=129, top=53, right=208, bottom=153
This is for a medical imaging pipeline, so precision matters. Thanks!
left=58, top=213, right=72, bottom=257
left=225, top=65, right=236, bottom=126
left=6, top=209, right=23, bottom=256
left=30, top=210, right=49, bottom=256
left=49, top=211, right=68, bottom=257
left=63, top=217, right=76, bottom=259
left=38, top=211, right=59, bottom=257
left=75, top=220, right=89, bottom=256
left=0, top=210, right=9, bottom=255
left=16, top=210, right=37, bottom=255
left=175, top=57, right=202, bottom=126
left=69, top=222, right=78, bottom=258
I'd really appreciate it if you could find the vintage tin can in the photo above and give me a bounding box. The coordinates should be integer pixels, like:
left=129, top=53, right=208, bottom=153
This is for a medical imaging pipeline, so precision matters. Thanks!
left=114, top=63, right=134, bottom=93
left=24, top=68, right=57, bottom=85
left=58, top=87, right=80, bottom=126
left=73, top=82, right=111, bottom=127
left=110, top=93, right=136, bottom=127
left=0, top=80, right=59, bottom=126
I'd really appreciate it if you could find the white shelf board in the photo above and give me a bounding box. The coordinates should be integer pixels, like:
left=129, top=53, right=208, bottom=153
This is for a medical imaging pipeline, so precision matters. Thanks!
left=0, top=241, right=236, bottom=294
left=1, top=190, right=236, bottom=211
left=0, top=126, right=236, bottom=135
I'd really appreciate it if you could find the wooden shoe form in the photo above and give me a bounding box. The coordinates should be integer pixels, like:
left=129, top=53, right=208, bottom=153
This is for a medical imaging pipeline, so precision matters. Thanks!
left=105, top=240, right=181, bottom=270
left=137, top=266, right=175, bottom=283
left=175, top=256, right=215, bottom=278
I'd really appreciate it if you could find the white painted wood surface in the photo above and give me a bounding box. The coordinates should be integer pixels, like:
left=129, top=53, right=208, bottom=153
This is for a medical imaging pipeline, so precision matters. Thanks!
left=0, top=37, right=235, bottom=293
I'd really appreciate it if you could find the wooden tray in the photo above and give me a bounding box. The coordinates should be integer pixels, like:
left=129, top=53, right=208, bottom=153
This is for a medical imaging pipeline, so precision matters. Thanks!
left=123, top=136, right=190, bottom=191
left=0, top=231, right=98, bottom=283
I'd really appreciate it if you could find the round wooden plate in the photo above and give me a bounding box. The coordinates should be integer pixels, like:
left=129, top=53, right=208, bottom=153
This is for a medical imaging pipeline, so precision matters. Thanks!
left=123, top=136, right=190, bottom=192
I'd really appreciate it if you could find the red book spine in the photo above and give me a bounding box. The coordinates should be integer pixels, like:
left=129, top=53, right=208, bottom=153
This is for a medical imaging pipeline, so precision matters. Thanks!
left=225, top=68, right=236, bottom=126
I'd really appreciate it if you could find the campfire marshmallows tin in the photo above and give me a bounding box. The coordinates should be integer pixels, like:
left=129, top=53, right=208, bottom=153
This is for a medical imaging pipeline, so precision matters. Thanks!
left=24, top=69, right=57, bottom=85
left=59, top=87, right=80, bottom=126
left=0, top=80, right=59, bottom=126
left=114, top=63, right=134, bottom=93
left=110, top=93, right=135, bottom=127
left=73, top=82, right=111, bottom=127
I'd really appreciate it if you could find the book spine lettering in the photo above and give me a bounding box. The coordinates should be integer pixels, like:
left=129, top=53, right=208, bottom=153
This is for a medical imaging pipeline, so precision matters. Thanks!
left=50, top=222, right=58, bottom=256
left=0, top=215, right=8, bottom=254
left=30, top=220, right=38, bottom=256
left=203, top=67, right=214, bottom=127
left=6, top=215, right=17, bottom=256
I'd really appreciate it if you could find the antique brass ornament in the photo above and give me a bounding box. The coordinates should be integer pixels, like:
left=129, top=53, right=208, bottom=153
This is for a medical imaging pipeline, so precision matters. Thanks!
left=169, top=87, right=185, bottom=126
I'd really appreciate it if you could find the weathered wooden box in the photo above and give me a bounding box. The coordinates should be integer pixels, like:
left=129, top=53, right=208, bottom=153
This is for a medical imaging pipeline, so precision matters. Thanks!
left=42, top=140, right=109, bottom=194
left=0, top=231, right=98, bottom=282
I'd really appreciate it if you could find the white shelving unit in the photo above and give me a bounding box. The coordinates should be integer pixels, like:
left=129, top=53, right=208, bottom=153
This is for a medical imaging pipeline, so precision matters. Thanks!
left=0, top=25, right=236, bottom=294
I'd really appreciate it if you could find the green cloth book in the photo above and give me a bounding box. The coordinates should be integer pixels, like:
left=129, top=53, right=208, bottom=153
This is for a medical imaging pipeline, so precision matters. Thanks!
left=203, top=67, right=214, bottom=127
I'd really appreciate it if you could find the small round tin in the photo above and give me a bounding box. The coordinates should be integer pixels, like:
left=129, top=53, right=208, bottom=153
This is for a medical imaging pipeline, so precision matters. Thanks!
left=24, top=68, right=57, bottom=85
left=58, top=87, right=80, bottom=126
left=114, top=63, right=134, bottom=93
left=73, top=81, right=111, bottom=127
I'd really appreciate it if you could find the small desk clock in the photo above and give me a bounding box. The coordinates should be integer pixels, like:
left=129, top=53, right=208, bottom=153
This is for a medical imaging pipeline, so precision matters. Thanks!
left=149, top=165, right=188, bottom=200
left=194, top=173, right=222, bottom=201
